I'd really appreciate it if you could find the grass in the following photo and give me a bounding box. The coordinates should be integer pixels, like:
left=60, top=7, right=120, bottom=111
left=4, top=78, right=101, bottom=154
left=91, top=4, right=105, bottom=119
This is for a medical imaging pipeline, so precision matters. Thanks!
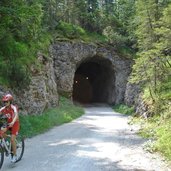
left=54, top=21, right=134, bottom=58
left=130, top=112, right=171, bottom=161
left=113, top=104, right=171, bottom=161
left=112, top=104, right=135, bottom=115
left=19, top=96, right=84, bottom=138
left=55, top=21, right=109, bottom=44
left=154, top=120, right=171, bottom=160
left=155, top=120, right=171, bottom=160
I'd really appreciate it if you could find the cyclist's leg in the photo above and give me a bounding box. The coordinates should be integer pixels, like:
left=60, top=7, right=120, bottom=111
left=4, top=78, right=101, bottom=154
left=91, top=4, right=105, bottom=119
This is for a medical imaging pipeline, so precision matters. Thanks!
left=0, top=127, right=8, bottom=138
left=11, top=134, right=17, bottom=155
left=10, top=122, right=19, bottom=162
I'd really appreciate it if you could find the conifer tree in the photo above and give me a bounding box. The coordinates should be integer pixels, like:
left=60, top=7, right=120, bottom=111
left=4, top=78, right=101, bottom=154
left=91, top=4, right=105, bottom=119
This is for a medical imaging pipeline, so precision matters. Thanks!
left=131, top=0, right=171, bottom=114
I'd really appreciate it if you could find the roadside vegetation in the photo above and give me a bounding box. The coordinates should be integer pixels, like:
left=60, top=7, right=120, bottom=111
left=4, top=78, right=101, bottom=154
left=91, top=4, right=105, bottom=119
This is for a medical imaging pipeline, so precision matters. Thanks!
left=134, top=115, right=171, bottom=161
left=113, top=103, right=171, bottom=162
left=19, top=96, right=84, bottom=138
left=112, top=104, right=134, bottom=115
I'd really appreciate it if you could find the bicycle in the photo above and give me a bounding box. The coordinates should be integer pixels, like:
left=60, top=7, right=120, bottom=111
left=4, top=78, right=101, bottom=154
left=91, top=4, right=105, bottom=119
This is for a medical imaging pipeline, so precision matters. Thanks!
left=0, top=116, right=25, bottom=169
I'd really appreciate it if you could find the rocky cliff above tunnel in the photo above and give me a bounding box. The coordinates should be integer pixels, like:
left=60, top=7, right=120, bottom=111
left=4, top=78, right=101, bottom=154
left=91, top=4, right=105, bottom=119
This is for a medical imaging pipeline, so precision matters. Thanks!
left=0, top=41, right=133, bottom=114
left=51, top=41, right=133, bottom=105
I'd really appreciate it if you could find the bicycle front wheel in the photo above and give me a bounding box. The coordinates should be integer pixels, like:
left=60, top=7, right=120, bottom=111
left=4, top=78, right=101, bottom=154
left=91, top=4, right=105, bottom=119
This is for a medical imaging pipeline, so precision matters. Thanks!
left=0, top=144, right=4, bottom=169
left=15, top=135, right=24, bottom=162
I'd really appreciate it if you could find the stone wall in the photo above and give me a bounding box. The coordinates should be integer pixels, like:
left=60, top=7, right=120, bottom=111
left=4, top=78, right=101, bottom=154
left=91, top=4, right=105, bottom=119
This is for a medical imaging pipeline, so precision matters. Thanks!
left=51, top=41, right=133, bottom=104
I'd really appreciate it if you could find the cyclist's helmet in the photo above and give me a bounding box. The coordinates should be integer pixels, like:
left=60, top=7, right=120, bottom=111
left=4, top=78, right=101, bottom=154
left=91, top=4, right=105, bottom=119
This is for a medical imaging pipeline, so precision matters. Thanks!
left=2, top=94, right=13, bottom=102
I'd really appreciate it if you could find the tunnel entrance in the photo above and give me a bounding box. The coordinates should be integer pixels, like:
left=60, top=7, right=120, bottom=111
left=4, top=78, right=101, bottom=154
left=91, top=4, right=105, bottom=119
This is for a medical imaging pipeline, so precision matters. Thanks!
left=72, top=57, right=115, bottom=104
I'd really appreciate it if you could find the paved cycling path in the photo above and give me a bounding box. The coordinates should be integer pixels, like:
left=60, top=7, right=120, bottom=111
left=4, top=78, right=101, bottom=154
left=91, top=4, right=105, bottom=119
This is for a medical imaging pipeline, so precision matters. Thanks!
left=2, top=106, right=171, bottom=171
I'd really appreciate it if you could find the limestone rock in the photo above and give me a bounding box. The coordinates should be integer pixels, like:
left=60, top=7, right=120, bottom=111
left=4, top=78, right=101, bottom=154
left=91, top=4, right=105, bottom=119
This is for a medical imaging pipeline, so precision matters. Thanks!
left=51, top=41, right=132, bottom=104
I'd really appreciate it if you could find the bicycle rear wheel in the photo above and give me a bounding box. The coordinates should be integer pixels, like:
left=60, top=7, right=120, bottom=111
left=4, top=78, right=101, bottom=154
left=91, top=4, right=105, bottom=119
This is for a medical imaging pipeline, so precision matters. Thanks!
left=15, top=135, right=24, bottom=162
left=0, top=144, right=4, bottom=169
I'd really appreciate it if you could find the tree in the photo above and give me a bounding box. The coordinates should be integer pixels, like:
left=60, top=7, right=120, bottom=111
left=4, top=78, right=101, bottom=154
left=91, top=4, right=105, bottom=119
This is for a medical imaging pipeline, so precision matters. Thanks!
left=0, top=0, right=44, bottom=88
left=131, top=0, right=171, bottom=114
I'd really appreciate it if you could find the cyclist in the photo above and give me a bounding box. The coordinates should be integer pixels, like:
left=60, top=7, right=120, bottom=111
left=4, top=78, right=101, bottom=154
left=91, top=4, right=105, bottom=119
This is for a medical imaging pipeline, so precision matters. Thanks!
left=0, top=94, right=19, bottom=163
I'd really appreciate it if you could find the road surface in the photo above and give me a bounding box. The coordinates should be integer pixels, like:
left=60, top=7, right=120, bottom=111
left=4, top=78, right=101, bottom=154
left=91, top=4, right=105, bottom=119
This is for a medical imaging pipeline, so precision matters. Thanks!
left=1, top=106, right=171, bottom=171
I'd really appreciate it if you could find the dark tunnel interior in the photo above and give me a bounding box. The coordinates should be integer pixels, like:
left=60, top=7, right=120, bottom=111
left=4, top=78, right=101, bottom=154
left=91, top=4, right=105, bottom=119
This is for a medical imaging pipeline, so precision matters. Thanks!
left=72, top=57, right=115, bottom=104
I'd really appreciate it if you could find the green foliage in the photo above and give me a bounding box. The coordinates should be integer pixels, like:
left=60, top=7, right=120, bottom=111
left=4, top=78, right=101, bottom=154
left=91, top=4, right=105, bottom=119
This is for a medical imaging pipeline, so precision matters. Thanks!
left=130, top=0, right=171, bottom=120
left=159, top=78, right=171, bottom=100
left=0, top=35, right=31, bottom=87
left=55, top=21, right=107, bottom=43
left=55, top=21, right=86, bottom=39
left=82, top=31, right=107, bottom=43
left=113, top=104, right=134, bottom=115
left=134, top=115, right=171, bottom=160
left=53, top=0, right=136, bottom=51
left=19, top=96, right=84, bottom=138
left=155, top=120, right=171, bottom=160
left=103, top=26, right=129, bottom=47
left=80, top=10, right=106, bottom=34
left=0, top=1, right=52, bottom=88
left=137, top=116, right=160, bottom=139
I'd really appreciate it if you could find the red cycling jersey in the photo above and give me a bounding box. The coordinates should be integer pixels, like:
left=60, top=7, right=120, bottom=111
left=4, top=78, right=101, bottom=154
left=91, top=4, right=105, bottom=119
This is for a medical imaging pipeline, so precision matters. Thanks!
left=0, top=104, right=19, bottom=123
left=0, top=104, right=20, bottom=136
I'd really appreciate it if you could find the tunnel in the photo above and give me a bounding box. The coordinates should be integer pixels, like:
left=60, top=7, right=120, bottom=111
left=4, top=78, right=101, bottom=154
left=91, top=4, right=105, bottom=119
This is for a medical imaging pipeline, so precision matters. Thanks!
left=72, top=57, right=115, bottom=104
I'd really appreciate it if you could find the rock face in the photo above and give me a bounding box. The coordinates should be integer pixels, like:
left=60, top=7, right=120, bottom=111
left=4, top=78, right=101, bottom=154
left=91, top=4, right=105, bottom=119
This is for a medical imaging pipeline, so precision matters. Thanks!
left=51, top=41, right=133, bottom=105
left=15, top=53, right=58, bottom=115
left=124, top=82, right=141, bottom=106
left=0, top=41, right=134, bottom=114
left=20, top=54, right=58, bottom=114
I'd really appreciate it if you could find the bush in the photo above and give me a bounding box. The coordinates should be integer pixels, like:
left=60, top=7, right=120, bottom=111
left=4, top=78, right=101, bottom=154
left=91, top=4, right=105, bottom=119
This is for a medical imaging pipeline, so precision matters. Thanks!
left=0, top=35, right=31, bottom=88
left=113, top=104, right=134, bottom=115
left=56, top=21, right=86, bottom=39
